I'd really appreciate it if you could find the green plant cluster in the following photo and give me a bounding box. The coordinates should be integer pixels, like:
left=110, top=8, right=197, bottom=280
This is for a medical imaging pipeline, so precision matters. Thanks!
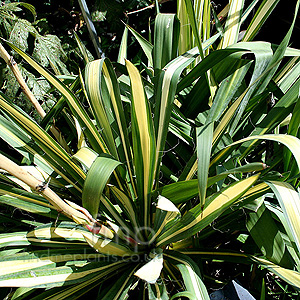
left=1, top=0, right=300, bottom=299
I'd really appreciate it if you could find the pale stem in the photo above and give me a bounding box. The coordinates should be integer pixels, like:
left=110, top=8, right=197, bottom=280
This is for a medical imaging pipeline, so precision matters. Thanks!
left=0, top=153, right=92, bottom=224
left=0, top=42, right=70, bottom=152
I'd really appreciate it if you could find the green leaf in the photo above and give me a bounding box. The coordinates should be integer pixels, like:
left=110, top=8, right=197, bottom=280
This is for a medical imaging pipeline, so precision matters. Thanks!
left=85, top=59, right=119, bottom=159
left=182, top=0, right=205, bottom=59
left=110, top=186, right=139, bottom=231
left=154, top=47, right=201, bottom=181
left=82, top=232, right=134, bottom=256
left=266, top=181, right=300, bottom=260
left=148, top=281, right=169, bottom=300
left=74, top=31, right=93, bottom=64
left=156, top=162, right=266, bottom=205
left=82, top=156, right=122, bottom=218
left=220, top=0, right=244, bottom=48
left=118, top=26, right=128, bottom=65
left=72, top=147, right=98, bottom=170
left=252, top=256, right=300, bottom=288
left=125, top=23, right=153, bottom=66
left=164, top=251, right=209, bottom=300
left=0, top=249, right=106, bottom=276
left=0, top=93, right=85, bottom=191
left=0, top=259, right=124, bottom=288
left=87, top=58, right=136, bottom=195
left=180, top=250, right=300, bottom=288
left=6, top=41, right=108, bottom=155
left=246, top=202, right=293, bottom=268
left=243, top=0, right=280, bottom=42
left=211, top=134, right=300, bottom=174
left=99, top=267, right=136, bottom=300
left=0, top=232, right=30, bottom=249
left=157, top=174, right=259, bottom=246
left=153, top=14, right=180, bottom=70
left=196, top=123, right=213, bottom=208
left=126, top=59, right=156, bottom=228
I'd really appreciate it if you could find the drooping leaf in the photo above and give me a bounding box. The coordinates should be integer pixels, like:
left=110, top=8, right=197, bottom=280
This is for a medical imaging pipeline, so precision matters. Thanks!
left=82, top=156, right=122, bottom=218
left=164, top=251, right=210, bottom=300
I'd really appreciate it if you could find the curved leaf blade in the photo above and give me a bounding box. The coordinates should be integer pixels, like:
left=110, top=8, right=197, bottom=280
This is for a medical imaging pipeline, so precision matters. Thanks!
left=82, top=156, right=122, bottom=218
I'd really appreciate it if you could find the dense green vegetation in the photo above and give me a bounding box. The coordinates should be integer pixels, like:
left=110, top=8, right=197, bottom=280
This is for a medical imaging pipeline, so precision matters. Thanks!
left=1, top=0, right=300, bottom=299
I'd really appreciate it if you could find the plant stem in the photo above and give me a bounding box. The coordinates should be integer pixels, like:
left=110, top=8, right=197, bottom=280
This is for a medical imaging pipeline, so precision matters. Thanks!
left=0, top=153, right=91, bottom=225
left=0, top=42, right=46, bottom=118
left=0, top=42, right=71, bottom=153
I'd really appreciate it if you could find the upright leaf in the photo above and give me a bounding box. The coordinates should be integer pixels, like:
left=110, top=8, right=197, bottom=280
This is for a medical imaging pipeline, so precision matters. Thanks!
left=126, top=60, right=156, bottom=228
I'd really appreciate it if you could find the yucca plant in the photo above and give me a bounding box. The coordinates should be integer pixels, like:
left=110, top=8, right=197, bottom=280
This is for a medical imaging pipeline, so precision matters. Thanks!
left=1, top=0, right=300, bottom=299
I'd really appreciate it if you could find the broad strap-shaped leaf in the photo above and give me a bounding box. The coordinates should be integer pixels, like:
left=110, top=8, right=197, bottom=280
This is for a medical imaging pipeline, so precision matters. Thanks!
left=0, top=249, right=106, bottom=276
left=156, top=162, right=266, bottom=205
left=220, top=0, right=244, bottom=49
left=276, top=56, right=300, bottom=93
left=99, top=267, right=137, bottom=300
left=153, top=13, right=180, bottom=70
left=157, top=174, right=259, bottom=246
left=10, top=267, right=128, bottom=300
left=283, top=91, right=300, bottom=180
left=85, top=59, right=136, bottom=197
left=27, top=222, right=113, bottom=244
left=0, top=93, right=85, bottom=191
left=177, top=0, right=191, bottom=56
left=242, top=0, right=280, bottom=42
left=110, top=186, right=140, bottom=232
left=118, top=26, right=128, bottom=65
left=94, top=59, right=136, bottom=194
left=82, top=156, right=122, bottom=218
left=177, top=48, right=245, bottom=92
left=164, top=251, right=210, bottom=300
left=74, top=31, right=93, bottom=64
left=208, top=59, right=252, bottom=125
left=246, top=202, right=293, bottom=268
left=0, top=260, right=124, bottom=288
left=126, top=59, right=156, bottom=228
left=0, top=183, right=63, bottom=218
left=245, top=76, right=300, bottom=144
left=82, top=232, right=135, bottom=257
left=0, top=232, right=30, bottom=249
left=98, top=194, right=136, bottom=238
left=252, top=256, right=300, bottom=288
left=78, top=0, right=103, bottom=58
left=6, top=41, right=108, bottom=155
left=154, top=47, right=200, bottom=181
left=0, top=112, right=53, bottom=175
left=71, top=146, right=98, bottom=170
left=266, top=181, right=300, bottom=260
left=182, top=0, right=205, bottom=59
left=148, top=281, right=169, bottom=300
left=196, top=123, right=213, bottom=208
left=84, top=59, right=120, bottom=159
left=180, top=250, right=300, bottom=288
left=211, top=134, right=300, bottom=173
left=230, top=0, right=300, bottom=133
left=125, top=23, right=153, bottom=66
